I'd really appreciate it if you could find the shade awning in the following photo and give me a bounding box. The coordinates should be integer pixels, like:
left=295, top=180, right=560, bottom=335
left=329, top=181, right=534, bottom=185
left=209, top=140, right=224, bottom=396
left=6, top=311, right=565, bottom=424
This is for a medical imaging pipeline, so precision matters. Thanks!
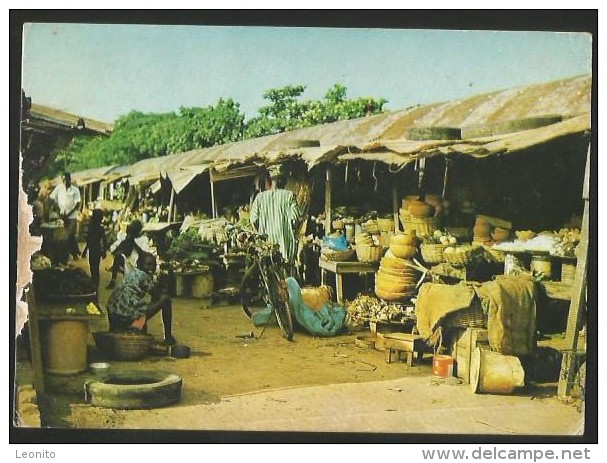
left=347, top=112, right=591, bottom=166
left=165, top=165, right=210, bottom=193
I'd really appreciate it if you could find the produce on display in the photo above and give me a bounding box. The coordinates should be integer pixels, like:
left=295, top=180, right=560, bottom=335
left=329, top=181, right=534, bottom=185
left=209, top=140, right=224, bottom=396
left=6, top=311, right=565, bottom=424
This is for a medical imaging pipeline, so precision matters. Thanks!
left=346, top=294, right=414, bottom=324
left=30, top=253, right=52, bottom=271
left=165, top=227, right=223, bottom=262
left=33, top=267, right=97, bottom=296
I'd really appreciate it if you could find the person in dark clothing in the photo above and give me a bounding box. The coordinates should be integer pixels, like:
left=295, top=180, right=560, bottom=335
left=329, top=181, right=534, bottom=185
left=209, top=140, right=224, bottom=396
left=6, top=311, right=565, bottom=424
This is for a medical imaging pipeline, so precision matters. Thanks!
left=106, top=251, right=176, bottom=346
left=106, top=219, right=150, bottom=289
left=81, top=209, right=107, bottom=288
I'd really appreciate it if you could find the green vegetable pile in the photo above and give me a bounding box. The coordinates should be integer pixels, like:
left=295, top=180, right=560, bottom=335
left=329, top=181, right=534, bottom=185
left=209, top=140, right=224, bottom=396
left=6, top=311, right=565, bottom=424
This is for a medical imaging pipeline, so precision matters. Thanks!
left=166, top=228, right=222, bottom=261
left=33, top=267, right=96, bottom=297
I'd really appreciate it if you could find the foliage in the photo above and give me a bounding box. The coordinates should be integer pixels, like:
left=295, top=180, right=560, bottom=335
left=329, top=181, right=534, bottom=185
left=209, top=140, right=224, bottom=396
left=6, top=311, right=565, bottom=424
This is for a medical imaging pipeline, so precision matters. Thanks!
left=48, top=84, right=387, bottom=176
left=244, top=83, right=388, bottom=137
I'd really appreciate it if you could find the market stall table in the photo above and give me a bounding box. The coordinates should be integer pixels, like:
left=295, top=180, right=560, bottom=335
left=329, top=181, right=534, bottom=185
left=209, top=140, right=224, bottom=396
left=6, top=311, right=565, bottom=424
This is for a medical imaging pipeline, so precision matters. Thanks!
left=319, top=257, right=379, bottom=304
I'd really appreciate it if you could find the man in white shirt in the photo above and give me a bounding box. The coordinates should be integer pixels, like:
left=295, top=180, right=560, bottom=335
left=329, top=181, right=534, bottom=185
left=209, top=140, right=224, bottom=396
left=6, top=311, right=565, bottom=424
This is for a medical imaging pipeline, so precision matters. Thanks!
left=49, top=171, right=82, bottom=259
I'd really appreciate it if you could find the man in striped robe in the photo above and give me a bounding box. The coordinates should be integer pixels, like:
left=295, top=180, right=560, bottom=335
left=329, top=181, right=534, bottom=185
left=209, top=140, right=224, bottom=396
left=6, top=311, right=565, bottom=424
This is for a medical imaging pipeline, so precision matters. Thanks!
left=250, top=171, right=301, bottom=265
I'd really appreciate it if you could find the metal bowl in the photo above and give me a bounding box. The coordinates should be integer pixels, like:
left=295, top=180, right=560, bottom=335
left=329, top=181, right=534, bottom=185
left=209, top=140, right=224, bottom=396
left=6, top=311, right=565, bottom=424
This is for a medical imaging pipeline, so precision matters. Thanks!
left=89, top=362, right=111, bottom=375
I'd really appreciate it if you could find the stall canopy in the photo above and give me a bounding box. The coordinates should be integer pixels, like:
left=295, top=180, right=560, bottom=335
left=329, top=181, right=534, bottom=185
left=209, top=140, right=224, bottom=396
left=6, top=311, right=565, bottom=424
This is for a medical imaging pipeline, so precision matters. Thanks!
left=68, top=74, right=591, bottom=190
left=164, top=164, right=211, bottom=194
left=70, top=165, right=118, bottom=186
left=173, top=74, right=591, bottom=172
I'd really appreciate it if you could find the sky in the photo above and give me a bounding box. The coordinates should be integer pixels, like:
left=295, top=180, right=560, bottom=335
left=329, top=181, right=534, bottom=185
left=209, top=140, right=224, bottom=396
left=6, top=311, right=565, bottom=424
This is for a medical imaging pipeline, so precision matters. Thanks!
left=20, top=22, right=593, bottom=125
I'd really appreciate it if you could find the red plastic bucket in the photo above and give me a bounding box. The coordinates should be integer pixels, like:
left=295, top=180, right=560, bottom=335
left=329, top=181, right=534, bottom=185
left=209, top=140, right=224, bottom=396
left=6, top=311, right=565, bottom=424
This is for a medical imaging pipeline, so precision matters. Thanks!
left=433, top=355, right=455, bottom=378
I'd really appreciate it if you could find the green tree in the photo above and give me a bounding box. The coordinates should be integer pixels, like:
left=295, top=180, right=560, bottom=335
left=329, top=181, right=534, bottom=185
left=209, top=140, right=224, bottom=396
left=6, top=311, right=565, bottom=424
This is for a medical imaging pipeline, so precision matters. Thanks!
left=49, top=85, right=387, bottom=176
left=244, top=83, right=387, bottom=137
left=50, top=99, right=245, bottom=175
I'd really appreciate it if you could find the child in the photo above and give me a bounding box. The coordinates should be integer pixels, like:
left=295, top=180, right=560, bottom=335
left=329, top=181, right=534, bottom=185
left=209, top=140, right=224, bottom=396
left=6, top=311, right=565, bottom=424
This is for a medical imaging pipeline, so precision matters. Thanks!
left=106, top=219, right=152, bottom=289
left=81, top=209, right=107, bottom=288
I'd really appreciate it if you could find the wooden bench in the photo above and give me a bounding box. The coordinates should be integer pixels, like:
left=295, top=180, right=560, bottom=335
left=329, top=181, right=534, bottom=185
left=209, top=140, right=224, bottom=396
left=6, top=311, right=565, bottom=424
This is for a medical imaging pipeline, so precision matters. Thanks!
left=381, top=332, right=426, bottom=366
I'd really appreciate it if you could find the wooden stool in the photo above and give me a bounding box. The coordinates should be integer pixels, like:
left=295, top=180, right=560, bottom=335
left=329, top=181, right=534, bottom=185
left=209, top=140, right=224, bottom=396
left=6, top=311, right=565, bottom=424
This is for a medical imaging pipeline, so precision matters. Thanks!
left=382, top=333, right=425, bottom=366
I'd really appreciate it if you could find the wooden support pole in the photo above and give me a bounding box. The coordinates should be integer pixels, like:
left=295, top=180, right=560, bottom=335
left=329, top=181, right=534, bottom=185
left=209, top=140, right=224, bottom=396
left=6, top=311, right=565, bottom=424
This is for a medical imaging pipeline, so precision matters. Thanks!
left=558, top=147, right=590, bottom=397
left=324, top=166, right=332, bottom=235
left=168, top=187, right=175, bottom=223
left=210, top=180, right=217, bottom=219
left=392, top=180, right=400, bottom=232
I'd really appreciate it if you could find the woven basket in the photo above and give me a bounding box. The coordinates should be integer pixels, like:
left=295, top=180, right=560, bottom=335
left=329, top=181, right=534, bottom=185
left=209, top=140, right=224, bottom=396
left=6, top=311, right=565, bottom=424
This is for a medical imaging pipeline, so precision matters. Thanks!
left=376, top=218, right=394, bottom=233
left=443, top=300, right=486, bottom=329
left=442, top=245, right=482, bottom=268
left=400, top=213, right=441, bottom=237
left=332, top=219, right=345, bottom=230
left=362, top=220, right=380, bottom=235
left=420, top=243, right=449, bottom=264
left=109, top=332, right=152, bottom=361
left=445, top=227, right=473, bottom=243
left=355, top=244, right=386, bottom=263
left=321, top=247, right=355, bottom=262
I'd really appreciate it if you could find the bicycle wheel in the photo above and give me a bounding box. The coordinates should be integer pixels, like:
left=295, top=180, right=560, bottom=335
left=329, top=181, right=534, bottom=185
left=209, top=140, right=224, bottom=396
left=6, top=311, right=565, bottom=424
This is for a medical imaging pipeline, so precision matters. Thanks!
left=264, top=266, right=294, bottom=341
left=239, top=262, right=261, bottom=320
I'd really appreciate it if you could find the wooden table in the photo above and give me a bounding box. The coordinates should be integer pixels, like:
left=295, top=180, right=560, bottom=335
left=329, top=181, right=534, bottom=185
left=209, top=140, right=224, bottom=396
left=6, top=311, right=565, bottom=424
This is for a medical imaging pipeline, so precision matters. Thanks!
left=319, top=258, right=379, bottom=303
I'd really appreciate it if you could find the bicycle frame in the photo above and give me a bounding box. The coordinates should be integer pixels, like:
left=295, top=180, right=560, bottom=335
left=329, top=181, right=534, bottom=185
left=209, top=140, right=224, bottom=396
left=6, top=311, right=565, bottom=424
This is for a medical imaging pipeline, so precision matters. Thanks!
left=238, top=232, right=295, bottom=341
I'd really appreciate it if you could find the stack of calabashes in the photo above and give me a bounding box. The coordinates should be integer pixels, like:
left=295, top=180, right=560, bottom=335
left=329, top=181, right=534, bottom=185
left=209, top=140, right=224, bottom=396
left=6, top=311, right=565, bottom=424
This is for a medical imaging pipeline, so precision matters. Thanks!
left=355, top=232, right=385, bottom=263
left=374, top=231, right=422, bottom=302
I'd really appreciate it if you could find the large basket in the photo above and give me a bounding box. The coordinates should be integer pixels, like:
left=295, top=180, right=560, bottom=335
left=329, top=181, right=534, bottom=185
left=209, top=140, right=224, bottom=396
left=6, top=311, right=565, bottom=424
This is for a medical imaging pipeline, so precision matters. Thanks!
left=355, top=244, right=386, bottom=263
left=442, top=245, right=483, bottom=268
left=362, top=220, right=380, bottom=235
left=95, top=332, right=152, bottom=361
left=443, top=299, right=487, bottom=329
left=321, top=247, right=355, bottom=262
left=400, top=212, right=441, bottom=237
left=420, top=243, right=449, bottom=264
left=376, top=218, right=395, bottom=233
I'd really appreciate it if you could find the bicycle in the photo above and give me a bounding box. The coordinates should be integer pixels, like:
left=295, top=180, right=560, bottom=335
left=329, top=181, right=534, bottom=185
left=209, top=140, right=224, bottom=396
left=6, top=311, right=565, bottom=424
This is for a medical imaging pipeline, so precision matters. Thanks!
left=237, top=231, right=296, bottom=341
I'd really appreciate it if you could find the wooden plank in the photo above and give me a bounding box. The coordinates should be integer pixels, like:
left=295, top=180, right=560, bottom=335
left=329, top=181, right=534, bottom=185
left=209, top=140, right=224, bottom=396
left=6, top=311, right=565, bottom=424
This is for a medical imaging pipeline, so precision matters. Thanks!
left=209, top=165, right=260, bottom=183
left=324, top=167, right=332, bottom=235
left=25, top=286, right=45, bottom=395
left=392, top=182, right=400, bottom=232
left=582, top=145, right=590, bottom=200
left=167, top=187, right=175, bottom=222
left=318, top=257, right=378, bottom=274
left=557, top=148, right=590, bottom=396
left=210, top=180, right=217, bottom=219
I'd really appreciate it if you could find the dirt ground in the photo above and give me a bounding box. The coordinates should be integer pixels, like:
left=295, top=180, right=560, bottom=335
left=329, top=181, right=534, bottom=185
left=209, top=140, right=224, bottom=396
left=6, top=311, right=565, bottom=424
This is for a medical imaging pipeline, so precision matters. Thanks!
left=13, top=253, right=587, bottom=437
